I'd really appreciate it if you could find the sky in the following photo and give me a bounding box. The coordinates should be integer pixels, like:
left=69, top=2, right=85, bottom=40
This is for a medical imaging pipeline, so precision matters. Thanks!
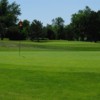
left=9, top=0, right=100, bottom=25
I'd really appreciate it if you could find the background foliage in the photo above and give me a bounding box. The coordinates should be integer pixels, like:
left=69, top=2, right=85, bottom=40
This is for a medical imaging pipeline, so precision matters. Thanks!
left=0, top=0, right=100, bottom=42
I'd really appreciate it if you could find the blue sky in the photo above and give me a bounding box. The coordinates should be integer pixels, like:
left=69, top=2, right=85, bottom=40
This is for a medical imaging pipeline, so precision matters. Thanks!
left=9, top=0, right=100, bottom=25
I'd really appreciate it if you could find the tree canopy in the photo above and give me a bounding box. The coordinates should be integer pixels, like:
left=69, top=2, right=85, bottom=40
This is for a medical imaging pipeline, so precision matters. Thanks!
left=0, top=2, right=100, bottom=42
left=0, top=0, right=21, bottom=40
left=0, top=0, right=21, bottom=27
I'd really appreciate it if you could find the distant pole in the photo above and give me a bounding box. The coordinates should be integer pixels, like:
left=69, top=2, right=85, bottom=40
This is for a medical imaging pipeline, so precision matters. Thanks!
left=19, top=20, right=23, bottom=56
left=19, top=39, right=21, bottom=56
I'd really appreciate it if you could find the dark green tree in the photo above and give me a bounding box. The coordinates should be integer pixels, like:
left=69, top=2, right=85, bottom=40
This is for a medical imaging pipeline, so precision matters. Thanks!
left=7, top=26, right=20, bottom=40
left=97, top=10, right=100, bottom=41
left=52, top=17, right=64, bottom=39
left=0, top=23, right=5, bottom=40
left=71, top=6, right=91, bottom=41
left=30, top=20, right=43, bottom=42
left=22, top=19, right=30, bottom=39
left=71, top=6, right=100, bottom=42
left=0, top=0, right=21, bottom=26
left=64, top=24, right=75, bottom=40
left=0, top=0, right=21, bottom=39
left=46, top=24, right=55, bottom=40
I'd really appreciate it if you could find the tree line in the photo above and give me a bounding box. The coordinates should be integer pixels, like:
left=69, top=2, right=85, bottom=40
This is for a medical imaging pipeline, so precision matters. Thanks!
left=0, top=0, right=100, bottom=42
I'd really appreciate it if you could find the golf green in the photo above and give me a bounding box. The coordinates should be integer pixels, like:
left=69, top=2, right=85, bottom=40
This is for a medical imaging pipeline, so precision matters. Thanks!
left=0, top=40, right=100, bottom=100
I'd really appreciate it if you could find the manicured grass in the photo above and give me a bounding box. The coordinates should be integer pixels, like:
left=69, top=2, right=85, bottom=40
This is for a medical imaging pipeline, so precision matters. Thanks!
left=0, top=40, right=100, bottom=100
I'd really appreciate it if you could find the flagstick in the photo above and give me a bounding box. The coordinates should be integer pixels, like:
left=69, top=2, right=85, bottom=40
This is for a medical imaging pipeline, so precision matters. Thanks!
left=18, top=20, right=23, bottom=56
left=19, top=40, right=21, bottom=56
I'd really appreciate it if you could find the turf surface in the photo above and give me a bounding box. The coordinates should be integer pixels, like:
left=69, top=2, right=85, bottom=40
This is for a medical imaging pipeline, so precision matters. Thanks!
left=0, top=40, right=100, bottom=100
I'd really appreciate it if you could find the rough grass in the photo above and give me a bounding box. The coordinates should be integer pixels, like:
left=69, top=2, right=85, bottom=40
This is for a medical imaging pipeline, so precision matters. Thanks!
left=0, top=40, right=100, bottom=51
left=0, top=40, right=100, bottom=100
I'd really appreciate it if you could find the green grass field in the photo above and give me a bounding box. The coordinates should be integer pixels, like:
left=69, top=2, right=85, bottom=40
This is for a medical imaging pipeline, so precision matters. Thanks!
left=0, top=40, right=100, bottom=100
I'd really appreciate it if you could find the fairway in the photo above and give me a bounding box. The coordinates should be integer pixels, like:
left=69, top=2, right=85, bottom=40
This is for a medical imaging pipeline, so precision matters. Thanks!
left=0, top=41, right=100, bottom=100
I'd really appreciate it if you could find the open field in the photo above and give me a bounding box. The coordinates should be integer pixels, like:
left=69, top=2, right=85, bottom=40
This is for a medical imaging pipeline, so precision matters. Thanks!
left=0, top=40, right=100, bottom=100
